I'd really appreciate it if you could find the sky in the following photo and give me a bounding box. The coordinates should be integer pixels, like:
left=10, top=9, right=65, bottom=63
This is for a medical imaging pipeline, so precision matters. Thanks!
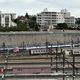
left=0, top=0, right=80, bottom=17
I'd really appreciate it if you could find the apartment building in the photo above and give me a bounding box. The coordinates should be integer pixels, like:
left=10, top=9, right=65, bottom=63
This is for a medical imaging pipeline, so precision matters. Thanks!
left=0, top=11, right=16, bottom=27
left=36, top=8, right=75, bottom=29
left=61, top=9, right=75, bottom=27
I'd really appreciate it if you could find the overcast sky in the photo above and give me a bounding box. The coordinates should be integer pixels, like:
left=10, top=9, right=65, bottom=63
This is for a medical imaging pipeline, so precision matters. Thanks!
left=0, top=0, right=80, bottom=17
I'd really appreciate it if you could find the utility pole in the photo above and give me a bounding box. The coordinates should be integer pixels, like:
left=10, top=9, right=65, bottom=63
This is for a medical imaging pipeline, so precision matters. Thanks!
left=77, top=37, right=79, bottom=44
left=63, top=30, right=65, bottom=45
left=22, top=41, right=25, bottom=50
left=73, top=55, right=75, bottom=80
left=46, top=40, right=49, bottom=57
left=2, top=42, right=6, bottom=80
left=56, top=41, right=58, bottom=72
left=71, top=40, right=75, bottom=80
left=2, top=42, right=8, bottom=80
left=50, top=44, right=53, bottom=67
left=2, top=42, right=6, bottom=54
left=63, top=50, right=65, bottom=80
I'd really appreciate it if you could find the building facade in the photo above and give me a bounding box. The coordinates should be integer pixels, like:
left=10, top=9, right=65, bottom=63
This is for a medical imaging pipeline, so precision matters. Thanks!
left=36, top=9, right=75, bottom=29
left=0, top=11, right=16, bottom=27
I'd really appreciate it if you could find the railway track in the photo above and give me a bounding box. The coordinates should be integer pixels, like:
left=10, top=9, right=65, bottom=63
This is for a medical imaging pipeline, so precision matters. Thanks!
left=0, top=54, right=80, bottom=80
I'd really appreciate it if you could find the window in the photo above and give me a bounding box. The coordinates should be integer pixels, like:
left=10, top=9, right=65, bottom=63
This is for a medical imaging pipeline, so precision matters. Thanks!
left=5, top=16, right=9, bottom=27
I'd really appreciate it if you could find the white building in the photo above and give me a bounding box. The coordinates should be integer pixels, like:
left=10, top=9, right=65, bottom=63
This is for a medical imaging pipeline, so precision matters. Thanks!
left=0, top=11, right=16, bottom=27
left=36, top=9, right=75, bottom=29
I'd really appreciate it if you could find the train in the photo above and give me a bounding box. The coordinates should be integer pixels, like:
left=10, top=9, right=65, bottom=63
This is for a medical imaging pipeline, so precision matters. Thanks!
left=0, top=44, right=77, bottom=56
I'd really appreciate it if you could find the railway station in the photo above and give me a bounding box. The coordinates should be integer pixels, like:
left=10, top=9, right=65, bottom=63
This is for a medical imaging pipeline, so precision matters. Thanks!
left=0, top=32, right=79, bottom=80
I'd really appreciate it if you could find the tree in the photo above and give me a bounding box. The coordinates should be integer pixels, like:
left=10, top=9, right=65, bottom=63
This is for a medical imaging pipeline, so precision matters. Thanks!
left=30, top=16, right=36, bottom=21
left=29, top=16, right=40, bottom=31
left=76, top=18, right=80, bottom=30
left=76, top=18, right=80, bottom=24
left=0, top=13, right=40, bottom=32
left=34, top=23, right=40, bottom=31
left=16, top=21, right=29, bottom=31
left=56, top=23, right=68, bottom=29
left=25, top=13, right=29, bottom=19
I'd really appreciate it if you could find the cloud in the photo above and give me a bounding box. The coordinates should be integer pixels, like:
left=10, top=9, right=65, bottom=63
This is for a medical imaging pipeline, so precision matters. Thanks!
left=0, top=0, right=80, bottom=17
left=22, top=0, right=36, bottom=3
left=0, top=0, right=15, bottom=3
left=0, top=0, right=35, bottom=3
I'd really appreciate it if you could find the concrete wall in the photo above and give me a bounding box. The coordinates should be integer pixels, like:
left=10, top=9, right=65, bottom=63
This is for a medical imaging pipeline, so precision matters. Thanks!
left=0, top=31, right=80, bottom=46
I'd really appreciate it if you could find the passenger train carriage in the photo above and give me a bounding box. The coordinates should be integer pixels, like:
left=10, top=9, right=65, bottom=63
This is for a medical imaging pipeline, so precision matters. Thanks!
left=0, top=44, right=73, bottom=55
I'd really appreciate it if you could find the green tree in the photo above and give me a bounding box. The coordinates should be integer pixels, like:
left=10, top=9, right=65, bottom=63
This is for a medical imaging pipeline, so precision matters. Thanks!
left=25, top=13, right=29, bottom=19
left=16, top=21, right=29, bottom=31
left=56, top=23, right=68, bottom=29
left=28, top=16, right=40, bottom=31
left=76, top=18, right=80, bottom=24
left=34, top=25, right=40, bottom=31
left=76, top=18, right=80, bottom=30
left=0, top=13, right=40, bottom=32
